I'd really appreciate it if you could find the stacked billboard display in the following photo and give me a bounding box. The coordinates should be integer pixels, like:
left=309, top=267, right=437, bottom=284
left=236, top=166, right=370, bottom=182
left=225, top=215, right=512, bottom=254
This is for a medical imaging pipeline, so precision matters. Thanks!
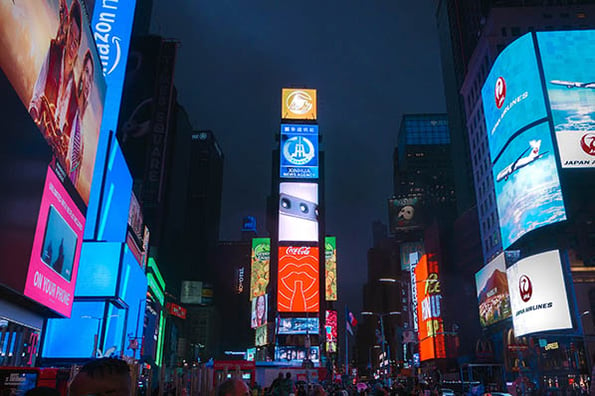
left=280, top=124, right=319, bottom=179
left=278, top=246, right=320, bottom=313
left=278, top=182, right=319, bottom=242
left=325, top=237, right=337, bottom=301
left=475, top=253, right=512, bottom=327
left=250, top=238, right=270, bottom=300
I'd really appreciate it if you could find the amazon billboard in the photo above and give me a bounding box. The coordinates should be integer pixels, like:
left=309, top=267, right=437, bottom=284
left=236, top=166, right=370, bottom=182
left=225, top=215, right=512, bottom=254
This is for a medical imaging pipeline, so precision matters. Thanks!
left=482, top=32, right=566, bottom=249
left=281, top=88, right=317, bottom=120
left=506, top=250, right=572, bottom=337
left=277, top=246, right=319, bottom=313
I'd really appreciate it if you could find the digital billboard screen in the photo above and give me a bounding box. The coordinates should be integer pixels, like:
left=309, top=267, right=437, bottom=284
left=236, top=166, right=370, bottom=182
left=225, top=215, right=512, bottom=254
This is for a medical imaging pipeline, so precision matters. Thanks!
left=325, top=310, right=337, bottom=343
left=506, top=250, right=572, bottom=337
left=74, top=241, right=121, bottom=297
left=275, top=346, right=320, bottom=363
left=400, top=241, right=425, bottom=271
left=482, top=33, right=547, bottom=162
left=255, top=324, right=267, bottom=347
left=0, top=0, right=106, bottom=205
left=492, top=122, right=566, bottom=249
left=388, top=197, right=423, bottom=233
left=537, top=30, right=595, bottom=168
left=279, top=183, right=319, bottom=242
left=250, top=238, right=270, bottom=300
left=181, top=280, right=203, bottom=304
left=251, top=294, right=267, bottom=329
left=280, top=124, right=319, bottom=179
left=281, top=88, right=317, bottom=120
left=278, top=246, right=319, bottom=313
left=278, top=317, right=319, bottom=334
left=325, top=237, right=337, bottom=301
left=475, top=253, right=512, bottom=327
left=24, top=167, right=84, bottom=317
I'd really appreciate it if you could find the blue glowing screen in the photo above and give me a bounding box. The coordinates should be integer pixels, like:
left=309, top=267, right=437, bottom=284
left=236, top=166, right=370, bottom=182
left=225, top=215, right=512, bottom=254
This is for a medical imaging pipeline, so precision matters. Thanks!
left=280, top=124, right=319, bottom=179
left=75, top=242, right=122, bottom=297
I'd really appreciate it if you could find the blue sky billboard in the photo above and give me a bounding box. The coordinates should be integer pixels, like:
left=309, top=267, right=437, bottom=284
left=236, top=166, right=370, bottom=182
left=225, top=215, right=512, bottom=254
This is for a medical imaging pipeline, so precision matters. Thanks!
left=537, top=30, right=595, bottom=168
left=280, top=124, right=319, bottom=179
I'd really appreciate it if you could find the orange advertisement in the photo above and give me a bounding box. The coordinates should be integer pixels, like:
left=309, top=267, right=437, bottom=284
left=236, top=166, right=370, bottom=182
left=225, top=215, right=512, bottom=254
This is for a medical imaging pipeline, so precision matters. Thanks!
left=278, top=246, right=319, bottom=312
left=415, top=253, right=446, bottom=361
left=281, top=88, right=317, bottom=120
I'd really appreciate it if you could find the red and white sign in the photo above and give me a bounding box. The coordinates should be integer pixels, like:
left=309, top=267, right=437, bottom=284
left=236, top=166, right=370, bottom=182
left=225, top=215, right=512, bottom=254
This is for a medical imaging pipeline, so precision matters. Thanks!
left=495, top=77, right=507, bottom=109
left=277, top=246, right=319, bottom=313
left=167, top=302, right=187, bottom=319
left=556, top=131, right=595, bottom=168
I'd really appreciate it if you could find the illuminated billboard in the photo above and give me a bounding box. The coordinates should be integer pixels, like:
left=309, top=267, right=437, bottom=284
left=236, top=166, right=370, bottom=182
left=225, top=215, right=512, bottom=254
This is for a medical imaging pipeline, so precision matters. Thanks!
left=400, top=241, right=425, bottom=271
left=181, top=280, right=203, bottom=304
left=414, top=254, right=446, bottom=361
left=388, top=197, right=423, bottom=233
left=251, top=294, right=267, bottom=329
left=255, top=324, right=267, bottom=347
left=475, top=253, right=512, bottom=327
left=24, top=167, right=84, bottom=317
left=278, top=317, right=319, bottom=334
left=280, top=124, right=319, bottom=179
left=281, top=88, right=317, bottom=120
left=325, top=310, right=338, bottom=353
left=278, top=246, right=319, bottom=313
left=482, top=33, right=547, bottom=162
left=167, top=303, right=187, bottom=320
left=279, top=183, right=319, bottom=242
left=492, top=122, right=566, bottom=248
left=506, top=250, right=572, bottom=337
left=250, top=238, right=270, bottom=300
left=0, top=0, right=106, bottom=205
left=537, top=30, right=595, bottom=168
left=275, top=346, right=320, bottom=363
left=325, top=237, right=337, bottom=301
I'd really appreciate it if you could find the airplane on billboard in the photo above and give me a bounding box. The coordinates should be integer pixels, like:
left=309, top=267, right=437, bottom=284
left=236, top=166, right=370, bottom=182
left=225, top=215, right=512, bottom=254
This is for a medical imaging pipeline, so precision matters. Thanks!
left=496, top=140, right=547, bottom=182
left=550, top=80, right=595, bottom=89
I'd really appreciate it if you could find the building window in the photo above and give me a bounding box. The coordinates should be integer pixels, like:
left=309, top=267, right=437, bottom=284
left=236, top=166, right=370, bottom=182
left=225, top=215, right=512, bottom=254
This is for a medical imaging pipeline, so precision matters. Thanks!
left=511, top=27, right=521, bottom=36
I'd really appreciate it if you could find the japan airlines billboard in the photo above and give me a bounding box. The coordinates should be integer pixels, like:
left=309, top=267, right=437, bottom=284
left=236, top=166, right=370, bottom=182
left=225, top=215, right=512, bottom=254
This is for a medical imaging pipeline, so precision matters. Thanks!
left=506, top=250, right=572, bottom=337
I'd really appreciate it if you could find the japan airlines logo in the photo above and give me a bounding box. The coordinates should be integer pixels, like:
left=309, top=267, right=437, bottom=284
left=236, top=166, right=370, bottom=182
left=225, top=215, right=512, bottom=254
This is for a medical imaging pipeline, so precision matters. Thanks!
left=519, top=274, right=532, bottom=302
left=580, top=133, right=595, bottom=156
left=283, top=136, right=315, bottom=165
left=287, top=91, right=313, bottom=115
left=495, top=77, right=506, bottom=109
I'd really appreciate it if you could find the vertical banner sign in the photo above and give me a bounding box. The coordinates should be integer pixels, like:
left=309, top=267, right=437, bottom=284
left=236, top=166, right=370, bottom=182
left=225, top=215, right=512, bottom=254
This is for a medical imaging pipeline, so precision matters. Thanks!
left=143, top=41, right=177, bottom=207
left=415, top=254, right=446, bottom=361
left=250, top=238, right=270, bottom=300
left=325, top=237, right=337, bottom=301
left=278, top=246, right=320, bottom=313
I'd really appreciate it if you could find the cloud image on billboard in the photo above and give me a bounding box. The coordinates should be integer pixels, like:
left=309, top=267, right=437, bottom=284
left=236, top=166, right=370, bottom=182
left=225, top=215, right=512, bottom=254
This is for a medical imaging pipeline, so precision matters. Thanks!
left=492, top=123, right=566, bottom=249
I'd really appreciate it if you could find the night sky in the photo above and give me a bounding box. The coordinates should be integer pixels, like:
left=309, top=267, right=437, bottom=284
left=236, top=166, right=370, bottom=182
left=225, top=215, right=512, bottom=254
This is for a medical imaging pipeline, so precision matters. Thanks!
left=150, top=1, right=446, bottom=316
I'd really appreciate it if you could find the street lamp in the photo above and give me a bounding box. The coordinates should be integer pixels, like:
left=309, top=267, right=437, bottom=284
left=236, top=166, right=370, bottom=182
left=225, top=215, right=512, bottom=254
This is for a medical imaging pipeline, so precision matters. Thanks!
left=362, top=311, right=402, bottom=384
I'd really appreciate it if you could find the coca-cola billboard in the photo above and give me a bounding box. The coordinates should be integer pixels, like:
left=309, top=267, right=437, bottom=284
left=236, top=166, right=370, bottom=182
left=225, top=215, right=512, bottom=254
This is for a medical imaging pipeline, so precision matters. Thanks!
left=277, top=246, right=319, bottom=313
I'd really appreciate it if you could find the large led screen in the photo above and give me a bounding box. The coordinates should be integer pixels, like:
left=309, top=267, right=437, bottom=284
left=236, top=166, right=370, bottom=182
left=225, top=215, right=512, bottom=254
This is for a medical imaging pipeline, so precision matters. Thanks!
left=325, top=237, right=337, bottom=301
left=388, top=197, right=423, bottom=233
left=506, top=250, right=572, bottom=337
left=275, top=346, right=320, bottom=363
left=278, top=246, right=319, bottom=313
left=255, top=324, right=267, bottom=347
left=251, top=294, right=268, bottom=329
left=0, top=0, right=106, bottom=205
left=280, top=124, right=319, bottom=179
left=414, top=254, right=446, bottom=361
left=325, top=310, right=337, bottom=341
left=281, top=88, right=317, bottom=120
left=475, top=253, right=512, bottom=327
left=24, top=167, right=84, bottom=317
left=74, top=241, right=121, bottom=297
left=400, top=241, right=425, bottom=271
left=278, top=317, right=319, bottom=334
left=482, top=33, right=547, bottom=162
left=250, top=238, right=270, bottom=300
left=492, top=122, right=566, bottom=249
left=279, top=183, right=319, bottom=242
left=537, top=30, right=595, bottom=168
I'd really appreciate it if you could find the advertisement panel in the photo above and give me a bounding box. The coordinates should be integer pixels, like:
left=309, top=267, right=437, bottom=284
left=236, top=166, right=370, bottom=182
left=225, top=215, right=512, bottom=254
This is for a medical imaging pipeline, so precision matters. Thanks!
left=24, top=167, right=85, bottom=317
left=275, top=346, right=320, bottom=363
left=250, top=238, right=270, bottom=300
left=166, top=302, right=187, bottom=320
left=278, top=317, right=319, bottom=334
left=280, top=124, right=319, bottom=179
left=281, top=88, right=317, bottom=120
left=279, top=183, right=319, bottom=242
left=537, top=30, right=595, bottom=168
left=128, top=192, right=144, bottom=245
left=255, top=324, right=267, bottom=347
left=74, top=241, right=121, bottom=297
left=492, top=122, right=566, bottom=248
left=181, top=280, right=203, bottom=304
left=0, top=0, right=107, bottom=205
left=388, top=197, right=423, bottom=233
left=481, top=33, right=547, bottom=162
left=414, top=254, right=446, bottom=361
left=325, top=236, right=337, bottom=301
left=506, top=250, right=572, bottom=337
left=85, top=0, right=136, bottom=237
left=278, top=246, right=320, bottom=313
left=251, top=294, right=268, bottom=329
left=400, top=241, right=425, bottom=272
left=325, top=310, right=338, bottom=353
left=475, top=253, right=512, bottom=327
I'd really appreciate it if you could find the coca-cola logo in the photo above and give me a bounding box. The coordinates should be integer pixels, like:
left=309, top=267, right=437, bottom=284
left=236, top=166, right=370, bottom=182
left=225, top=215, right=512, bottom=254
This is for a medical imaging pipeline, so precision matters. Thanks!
left=285, top=246, right=311, bottom=256
left=580, top=133, right=595, bottom=156
left=495, top=77, right=506, bottom=109
left=519, top=274, right=532, bottom=302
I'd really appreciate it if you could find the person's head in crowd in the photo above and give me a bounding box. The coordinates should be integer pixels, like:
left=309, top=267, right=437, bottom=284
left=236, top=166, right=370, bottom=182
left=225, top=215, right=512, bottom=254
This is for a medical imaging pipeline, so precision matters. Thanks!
left=217, top=378, right=250, bottom=396
left=69, top=357, right=131, bottom=396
